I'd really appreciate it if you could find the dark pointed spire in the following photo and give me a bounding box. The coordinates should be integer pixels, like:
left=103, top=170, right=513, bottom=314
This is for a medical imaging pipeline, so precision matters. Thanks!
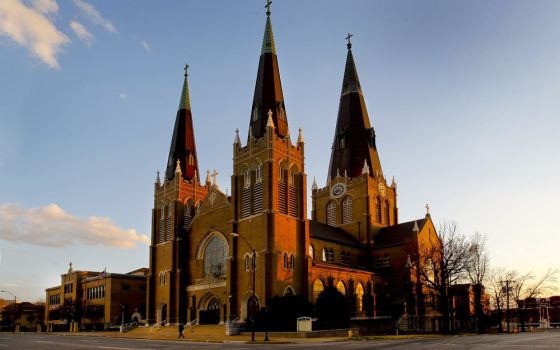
left=328, top=37, right=383, bottom=180
left=165, top=65, right=200, bottom=182
left=248, top=1, right=289, bottom=140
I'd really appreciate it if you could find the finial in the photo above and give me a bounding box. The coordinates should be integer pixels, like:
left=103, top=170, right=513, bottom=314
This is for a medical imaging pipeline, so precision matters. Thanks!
left=391, top=176, right=397, bottom=188
left=212, top=169, right=218, bottom=187
left=194, top=170, right=198, bottom=181
left=425, top=203, right=431, bottom=217
left=265, top=0, right=272, bottom=16
left=206, top=170, right=211, bottom=185
left=155, top=171, right=161, bottom=185
left=312, top=177, right=318, bottom=191
left=344, top=170, right=348, bottom=178
left=266, top=109, right=275, bottom=128
left=184, top=63, right=189, bottom=76
left=336, top=168, right=340, bottom=178
left=413, top=221, right=419, bottom=232
left=69, top=262, right=73, bottom=272
left=297, top=127, right=304, bottom=143
left=234, top=128, right=241, bottom=144
left=361, top=159, right=370, bottom=175
left=175, top=159, right=182, bottom=174
left=345, top=33, right=353, bottom=49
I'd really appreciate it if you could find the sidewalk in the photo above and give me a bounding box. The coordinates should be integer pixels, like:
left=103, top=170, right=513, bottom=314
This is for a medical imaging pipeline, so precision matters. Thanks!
left=44, top=325, right=347, bottom=344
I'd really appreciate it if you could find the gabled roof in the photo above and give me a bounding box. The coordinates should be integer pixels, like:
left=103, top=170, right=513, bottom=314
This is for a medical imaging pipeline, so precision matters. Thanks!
left=374, top=218, right=427, bottom=247
left=309, top=220, right=363, bottom=248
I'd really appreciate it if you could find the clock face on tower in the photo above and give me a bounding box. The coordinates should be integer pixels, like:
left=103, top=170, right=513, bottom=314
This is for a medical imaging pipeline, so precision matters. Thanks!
left=378, top=182, right=386, bottom=197
left=331, top=183, right=346, bottom=198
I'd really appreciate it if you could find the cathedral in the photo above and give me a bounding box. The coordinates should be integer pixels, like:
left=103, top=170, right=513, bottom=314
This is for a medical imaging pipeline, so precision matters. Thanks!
left=146, top=5, right=442, bottom=332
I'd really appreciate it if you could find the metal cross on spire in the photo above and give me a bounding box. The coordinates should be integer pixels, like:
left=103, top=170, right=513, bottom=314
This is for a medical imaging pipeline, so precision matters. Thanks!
left=425, top=203, right=430, bottom=215
left=345, top=33, right=353, bottom=49
left=265, top=0, right=272, bottom=15
left=184, top=63, right=189, bottom=76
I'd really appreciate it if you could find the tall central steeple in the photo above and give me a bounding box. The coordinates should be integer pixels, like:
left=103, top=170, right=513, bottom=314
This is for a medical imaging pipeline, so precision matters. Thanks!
left=328, top=37, right=383, bottom=179
left=248, top=3, right=289, bottom=140
left=165, top=65, right=200, bottom=181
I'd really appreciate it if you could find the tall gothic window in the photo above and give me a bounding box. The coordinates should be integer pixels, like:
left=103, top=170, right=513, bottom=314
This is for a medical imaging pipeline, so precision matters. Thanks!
left=255, top=164, right=262, bottom=183
left=243, top=169, right=251, bottom=188
left=375, top=196, right=381, bottom=223
left=384, top=200, right=390, bottom=225
left=355, top=283, right=365, bottom=313
left=336, top=280, right=347, bottom=296
left=290, top=255, right=295, bottom=271
left=313, top=279, right=325, bottom=302
left=283, top=253, right=288, bottom=270
left=327, top=201, right=337, bottom=226
left=342, top=196, right=352, bottom=224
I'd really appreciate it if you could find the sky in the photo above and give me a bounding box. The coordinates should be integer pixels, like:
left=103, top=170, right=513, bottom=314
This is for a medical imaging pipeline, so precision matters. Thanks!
left=0, top=0, right=559, bottom=302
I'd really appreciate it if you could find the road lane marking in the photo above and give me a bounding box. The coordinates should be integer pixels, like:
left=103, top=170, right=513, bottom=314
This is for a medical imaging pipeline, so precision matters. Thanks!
left=34, top=340, right=55, bottom=344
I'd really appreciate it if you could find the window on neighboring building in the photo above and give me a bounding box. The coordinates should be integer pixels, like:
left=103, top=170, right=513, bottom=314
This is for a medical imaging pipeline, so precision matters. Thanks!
left=322, top=248, right=328, bottom=262
left=328, top=249, right=335, bottom=263
left=308, top=245, right=314, bottom=260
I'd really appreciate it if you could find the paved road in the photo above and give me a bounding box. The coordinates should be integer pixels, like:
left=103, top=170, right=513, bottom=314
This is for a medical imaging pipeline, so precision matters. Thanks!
left=1, top=331, right=560, bottom=349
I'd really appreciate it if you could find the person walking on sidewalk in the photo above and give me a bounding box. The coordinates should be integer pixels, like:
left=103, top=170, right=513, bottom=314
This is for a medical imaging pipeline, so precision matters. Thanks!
left=178, top=323, right=185, bottom=338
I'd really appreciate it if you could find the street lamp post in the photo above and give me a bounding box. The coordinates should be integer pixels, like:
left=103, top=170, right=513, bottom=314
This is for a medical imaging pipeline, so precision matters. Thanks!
left=231, top=232, right=256, bottom=342
left=1, top=290, right=17, bottom=333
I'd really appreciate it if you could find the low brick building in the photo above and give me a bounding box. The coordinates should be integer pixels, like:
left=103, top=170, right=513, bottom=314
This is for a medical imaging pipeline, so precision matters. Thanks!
left=45, top=264, right=148, bottom=330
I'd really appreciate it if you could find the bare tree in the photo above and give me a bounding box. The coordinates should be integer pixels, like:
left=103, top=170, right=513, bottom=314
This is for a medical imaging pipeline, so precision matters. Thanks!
left=465, top=232, right=489, bottom=332
left=487, top=268, right=516, bottom=332
left=413, top=221, right=471, bottom=333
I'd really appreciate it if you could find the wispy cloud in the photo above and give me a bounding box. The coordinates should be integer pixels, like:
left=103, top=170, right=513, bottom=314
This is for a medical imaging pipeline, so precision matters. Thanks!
left=0, top=203, right=149, bottom=249
left=72, top=0, right=117, bottom=33
left=140, top=40, right=150, bottom=53
left=119, top=93, right=127, bottom=99
left=70, top=20, right=94, bottom=46
left=31, top=0, right=59, bottom=15
left=0, top=0, right=69, bottom=69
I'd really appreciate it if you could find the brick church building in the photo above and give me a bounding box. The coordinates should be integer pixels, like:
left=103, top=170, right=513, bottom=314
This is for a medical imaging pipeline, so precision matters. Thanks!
left=146, top=5, right=442, bottom=332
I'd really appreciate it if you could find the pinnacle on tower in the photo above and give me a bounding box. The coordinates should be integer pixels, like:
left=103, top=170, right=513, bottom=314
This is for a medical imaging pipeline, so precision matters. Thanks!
left=165, top=64, right=200, bottom=182
left=297, top=128, right=304, bottom=144
left=327, top=36, right=383, bottom=180
left=248, top=1, right=289, bottom=140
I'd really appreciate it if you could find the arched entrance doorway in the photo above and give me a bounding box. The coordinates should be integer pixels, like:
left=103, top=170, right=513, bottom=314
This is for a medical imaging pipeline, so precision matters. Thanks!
left=199, top=297, right=221, bottom=324
left=158, top=303, right=167, bottom=326
left=247, top=295, right=260, bottom=323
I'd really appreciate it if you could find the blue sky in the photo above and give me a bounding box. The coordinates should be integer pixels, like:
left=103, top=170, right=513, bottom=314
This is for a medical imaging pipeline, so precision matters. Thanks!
left=0, top=0, right=558, bottom=301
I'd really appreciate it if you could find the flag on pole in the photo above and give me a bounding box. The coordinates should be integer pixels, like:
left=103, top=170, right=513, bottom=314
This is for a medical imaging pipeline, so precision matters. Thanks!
left=100, top=267, right=106, bottom=279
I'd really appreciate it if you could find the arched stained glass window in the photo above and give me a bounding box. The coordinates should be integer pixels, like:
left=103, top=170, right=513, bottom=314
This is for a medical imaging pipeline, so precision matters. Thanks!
left=204, top=236, right=228, bottom=277
left=355, top=283, right=365, bottom=313
left=313, top=279, right=325, bottom=302
left=336, top=280, right=347, bottom=296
